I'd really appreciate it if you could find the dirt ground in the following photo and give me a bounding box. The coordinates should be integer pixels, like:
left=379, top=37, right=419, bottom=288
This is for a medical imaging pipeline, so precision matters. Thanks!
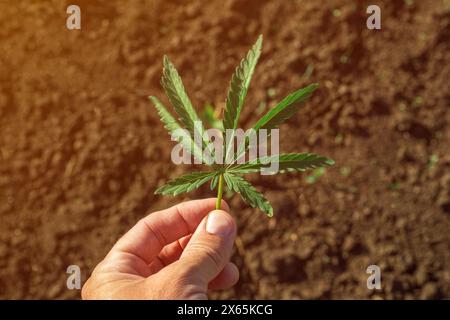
left=0, top=0, right=449, bottom=299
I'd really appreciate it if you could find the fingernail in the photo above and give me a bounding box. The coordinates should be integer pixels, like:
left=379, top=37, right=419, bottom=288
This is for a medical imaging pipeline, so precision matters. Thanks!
left=206, top=210, right=233, bottom=238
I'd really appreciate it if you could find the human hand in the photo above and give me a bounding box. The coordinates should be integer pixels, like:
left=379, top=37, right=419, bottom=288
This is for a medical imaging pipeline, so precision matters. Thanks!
left=82, top=198, right=238, bottom=299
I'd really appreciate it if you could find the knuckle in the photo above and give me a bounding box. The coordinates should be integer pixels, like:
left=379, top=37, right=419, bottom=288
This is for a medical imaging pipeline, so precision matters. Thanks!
left=137, top=217, right=167, bottom=247
left=188, top=241, right=224, bottom=269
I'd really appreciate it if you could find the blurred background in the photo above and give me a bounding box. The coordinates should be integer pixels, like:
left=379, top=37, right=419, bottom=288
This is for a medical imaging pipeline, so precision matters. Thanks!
left=0, top=0, right=449, bottom=299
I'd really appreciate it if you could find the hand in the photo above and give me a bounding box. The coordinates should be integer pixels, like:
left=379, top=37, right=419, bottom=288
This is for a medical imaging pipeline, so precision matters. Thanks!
left=81, top=198, right=238, bottom=299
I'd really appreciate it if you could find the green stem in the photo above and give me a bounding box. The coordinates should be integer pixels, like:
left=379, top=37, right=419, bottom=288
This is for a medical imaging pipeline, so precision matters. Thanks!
left=215, top=173, right=224, bottom=210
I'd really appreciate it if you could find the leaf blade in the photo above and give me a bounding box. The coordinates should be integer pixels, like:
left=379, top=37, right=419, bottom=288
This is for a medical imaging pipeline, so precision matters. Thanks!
left=161, top=56, right=213, bottom=162
left=149, top=96, right=205, bottom=162
left=161, top=56, right=200, bottom=134
left=210, top=173, right=220, bottom=190
left=223, top=35, right=263, bottom=131
left=228, top=153, right=335, bottom=174
left=232, top=83, right=319, bottom=164
left=223, top=172, right=273, bottom=217
left=149, top=96, right=180, bottom=133
left=155, top=171, right=216, bottom=196
left=253, top=83, right=318, bottom=131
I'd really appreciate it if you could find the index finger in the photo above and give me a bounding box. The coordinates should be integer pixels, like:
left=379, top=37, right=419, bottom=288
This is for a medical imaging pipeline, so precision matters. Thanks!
left=111, top=198, right=230, bottom=264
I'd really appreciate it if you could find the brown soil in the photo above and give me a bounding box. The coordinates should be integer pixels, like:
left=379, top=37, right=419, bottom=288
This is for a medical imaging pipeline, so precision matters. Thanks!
left=1, top=0, right=449, bottom=299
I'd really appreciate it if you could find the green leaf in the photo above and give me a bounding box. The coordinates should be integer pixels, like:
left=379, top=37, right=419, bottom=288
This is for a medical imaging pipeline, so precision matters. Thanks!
left=232, top=83, right=319, bottom=164
left=223, top=35, right=263, bottom=131
left=161, top=56, right=200, bottom=134
left=161, top=56, right=212, bottom=158
left=223, top=172, right=273, bottom=217
left=223, top=35, right=263, bottom=164
left=228, top=153, right=335, bottom=174
left=149, top=96, right=180, bottom=133
left=155, top=171, right=216, bottom=196
left=149, top=96, right=204, bottom=162
left=210, top=174, right=220, bottom=190
left=253, top=83, right=318, bottom=131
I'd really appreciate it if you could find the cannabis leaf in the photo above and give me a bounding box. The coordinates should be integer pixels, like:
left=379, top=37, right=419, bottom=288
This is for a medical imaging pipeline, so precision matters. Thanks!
left=151, top=34, right=335, bottom=216
left=253, top=83, right=318, bottom=131
left=233, top=84, right=319, bottom=163
left=155, top=171, right=217, bottom=196
left=149, top=96, right=204, bottom=162
left=235, top=83, right=319, bottom=159
left=228, top=153, right=335, bottom=174
left=150, top=96, right=180, bottom=133
left=161, top=56, right=200, bottom=134
left=223, top=35, right=262, bottom=131
left=223, top=172, right=273, bottom=217
left=223, top=35, right=262, bottom=163
left=161, top=56, right=212, bottom=161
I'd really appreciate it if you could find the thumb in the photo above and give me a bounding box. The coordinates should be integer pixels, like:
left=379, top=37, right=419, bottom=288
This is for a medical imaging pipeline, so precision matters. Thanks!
left=178, top=209, right=236, bottom=289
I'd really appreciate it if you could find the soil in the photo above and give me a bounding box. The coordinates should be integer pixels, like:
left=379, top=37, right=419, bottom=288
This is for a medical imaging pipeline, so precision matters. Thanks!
left=1, top=0, right=449, bottom=299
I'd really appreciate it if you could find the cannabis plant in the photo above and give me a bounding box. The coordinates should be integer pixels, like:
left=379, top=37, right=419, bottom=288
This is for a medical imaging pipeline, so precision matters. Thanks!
left=150, top=35, right=334, bottom=217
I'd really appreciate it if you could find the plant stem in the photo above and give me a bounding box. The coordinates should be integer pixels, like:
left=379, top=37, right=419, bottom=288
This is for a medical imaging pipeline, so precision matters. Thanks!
left=215, top=173, right=224, bottom=210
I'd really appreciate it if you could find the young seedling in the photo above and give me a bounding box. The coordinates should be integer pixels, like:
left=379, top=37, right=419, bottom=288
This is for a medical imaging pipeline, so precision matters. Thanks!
left=150, top=35, right=334, bottom=217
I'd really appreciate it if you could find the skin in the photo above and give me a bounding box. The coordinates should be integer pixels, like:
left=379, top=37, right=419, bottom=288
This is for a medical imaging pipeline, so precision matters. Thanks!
left=82, top=198, right=238, bottom=299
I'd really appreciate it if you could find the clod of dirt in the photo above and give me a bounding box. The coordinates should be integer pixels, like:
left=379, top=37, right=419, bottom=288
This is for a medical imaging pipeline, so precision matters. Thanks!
left=261, top=249, right=307, bottom=283
left=420, top=282, right=439, bottom=299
